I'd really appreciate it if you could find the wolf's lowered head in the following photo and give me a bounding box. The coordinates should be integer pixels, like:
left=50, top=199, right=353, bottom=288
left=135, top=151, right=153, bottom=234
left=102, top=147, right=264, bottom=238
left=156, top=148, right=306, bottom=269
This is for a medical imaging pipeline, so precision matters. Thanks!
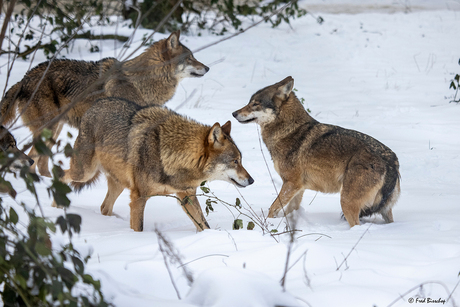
left=205, top=121, right=254, bottom=188
left=0, top=126, right=34, bottom=171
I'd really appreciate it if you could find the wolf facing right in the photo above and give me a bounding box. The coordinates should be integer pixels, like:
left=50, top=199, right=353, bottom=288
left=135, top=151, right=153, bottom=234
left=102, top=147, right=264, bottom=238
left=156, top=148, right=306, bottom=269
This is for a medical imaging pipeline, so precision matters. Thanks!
left=1, top=31, right=209, bottom=178
left=54, top=97, right=254, bottom=232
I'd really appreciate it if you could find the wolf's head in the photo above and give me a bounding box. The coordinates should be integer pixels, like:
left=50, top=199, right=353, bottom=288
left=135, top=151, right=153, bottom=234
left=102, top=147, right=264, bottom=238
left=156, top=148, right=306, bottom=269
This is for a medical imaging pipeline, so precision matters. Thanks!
left=232, top=76, right=294, bottom=126
left=0, top=126, right=34, bottom=170
left=204, top=121, right=254, bottom=188
left=160, top=31, right=209, bottom=80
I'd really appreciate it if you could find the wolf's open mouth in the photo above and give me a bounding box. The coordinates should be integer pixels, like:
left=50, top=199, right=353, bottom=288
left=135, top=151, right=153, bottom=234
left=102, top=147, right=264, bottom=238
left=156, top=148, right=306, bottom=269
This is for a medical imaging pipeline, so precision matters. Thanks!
left=231, top=178, right=246, bottom=188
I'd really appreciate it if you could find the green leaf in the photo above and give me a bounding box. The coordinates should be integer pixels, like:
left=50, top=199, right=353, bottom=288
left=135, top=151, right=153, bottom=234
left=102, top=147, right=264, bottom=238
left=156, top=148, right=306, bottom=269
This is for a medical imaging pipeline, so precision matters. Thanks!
left=83, top=274, right=101, bottom=290
left=450, top=81, right=457, bottom=90
left=205, top=198, right=215, bottom=216
left=247, top=221, right=255, bottom=230
left=36, top=242, right=51, bottom=256
left=200, top=186, right=210, bottom=193
left=64, top=143, right=73, bottom=158
left=235, top=198, right=241, bottom=209
left=270, top=229, right=278, bottom=233
left=233, top=219, right=243, bottom=230
left=46, top=221, right=57, bottom=233
left=67, top=214, right=82, bottom=234
left=71, top=256, right=84, bottom=275
left=9, top=207, right=18, bottom=224
left=34, top=138, right=53, bottom=157
left=56, top=216, right=67, bottom=233
left=41, top=128, right=53, bottom=140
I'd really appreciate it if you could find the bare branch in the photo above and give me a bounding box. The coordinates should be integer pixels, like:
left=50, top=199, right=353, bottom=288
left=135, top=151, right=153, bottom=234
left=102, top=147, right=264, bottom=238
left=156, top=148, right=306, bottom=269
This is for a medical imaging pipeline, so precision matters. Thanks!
left=336, top=223, right=372, bottom=271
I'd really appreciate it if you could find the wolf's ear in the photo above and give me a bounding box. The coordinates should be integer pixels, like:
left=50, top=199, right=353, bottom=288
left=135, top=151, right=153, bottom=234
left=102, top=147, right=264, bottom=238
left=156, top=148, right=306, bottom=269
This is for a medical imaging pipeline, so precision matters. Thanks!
left=221, top=121, right=231, bottom=136
left=208, top=123, right=226, bottom=148
left=275, top=76, right=294, bottom=101
left=167, top=31, right=180, bottom=50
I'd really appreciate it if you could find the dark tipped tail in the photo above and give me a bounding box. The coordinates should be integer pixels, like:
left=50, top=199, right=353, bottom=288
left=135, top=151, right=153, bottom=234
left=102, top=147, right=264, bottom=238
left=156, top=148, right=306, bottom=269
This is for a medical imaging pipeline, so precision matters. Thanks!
left=70, top=170, right=101, bottom=193
left=1, top=82, right=21, bottom=125
left=360, top=161, right=401, bottom=219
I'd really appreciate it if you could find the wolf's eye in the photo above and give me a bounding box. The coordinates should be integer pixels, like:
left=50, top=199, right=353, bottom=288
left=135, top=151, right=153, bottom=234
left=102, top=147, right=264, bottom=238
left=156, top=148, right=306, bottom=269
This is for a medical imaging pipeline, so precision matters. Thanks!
left=234, top=159, right=238, bottom=164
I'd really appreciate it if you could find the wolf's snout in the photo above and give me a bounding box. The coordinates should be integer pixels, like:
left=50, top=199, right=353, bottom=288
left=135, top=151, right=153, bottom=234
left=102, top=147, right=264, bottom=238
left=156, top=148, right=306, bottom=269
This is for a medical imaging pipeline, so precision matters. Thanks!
left=232, top=111, right=238, bottom=118
left=205, top=66, right=210, bottom=73
left=248, top=177, right=254, bottom=185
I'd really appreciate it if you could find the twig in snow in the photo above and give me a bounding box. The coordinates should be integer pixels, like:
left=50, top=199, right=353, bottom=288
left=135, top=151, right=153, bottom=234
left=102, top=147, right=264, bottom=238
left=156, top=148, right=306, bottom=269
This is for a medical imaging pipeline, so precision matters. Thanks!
left=336, top=223, right=372, bottom=271
left=177, top=254, right=229, bottom=268
left=154, top=226, right=194, bottom=300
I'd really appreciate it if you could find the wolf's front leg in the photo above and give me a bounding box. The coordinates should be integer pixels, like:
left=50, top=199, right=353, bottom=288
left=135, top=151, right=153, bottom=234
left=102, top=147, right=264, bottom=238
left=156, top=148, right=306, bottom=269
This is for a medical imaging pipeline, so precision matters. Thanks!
left=268, top=181, right=303, bottom=218
left=100, top=176, right=124, bottom=216
left=129, top=190, right=147, bottom=231
left=177, top=190, right=210, bottom=232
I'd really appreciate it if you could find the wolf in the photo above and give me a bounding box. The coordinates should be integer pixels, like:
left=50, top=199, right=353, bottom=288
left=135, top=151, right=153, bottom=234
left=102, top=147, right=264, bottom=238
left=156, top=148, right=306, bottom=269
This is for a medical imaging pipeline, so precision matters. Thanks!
left=1, top=30, right=209, bottom=178
left=0, top=126, right=34, bottom=197
left=0, top=126, right=34, bottom=169
left=232, top=77, right=400, bottom=227
left=54, top=97, right=253, bottom=232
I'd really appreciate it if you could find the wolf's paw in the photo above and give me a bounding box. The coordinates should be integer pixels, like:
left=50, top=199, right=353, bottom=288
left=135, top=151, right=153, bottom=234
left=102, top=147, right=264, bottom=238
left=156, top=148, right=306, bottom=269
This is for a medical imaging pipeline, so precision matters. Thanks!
left=268, top=208, right=282, bottom=218
left=100, top=205, right=111, bottom=216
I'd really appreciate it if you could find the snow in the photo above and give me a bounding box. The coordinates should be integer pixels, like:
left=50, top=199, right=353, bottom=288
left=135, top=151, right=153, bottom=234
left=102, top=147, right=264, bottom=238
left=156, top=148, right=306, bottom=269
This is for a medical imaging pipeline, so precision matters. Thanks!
left=1, top=1, right=460, bottom=306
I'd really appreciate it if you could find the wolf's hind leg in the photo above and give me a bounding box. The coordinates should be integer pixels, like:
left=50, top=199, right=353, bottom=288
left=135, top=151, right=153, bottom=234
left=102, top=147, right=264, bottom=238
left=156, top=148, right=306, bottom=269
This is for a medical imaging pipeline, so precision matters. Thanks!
left=33, top=122, right=64, bottom=178
left=100, top=176, right=124, bottom=216
left=177, top=190, right=210, bottom=232
left=381, top=208, right=394, bottom=223
left=341, top=168, right=381, bottom=228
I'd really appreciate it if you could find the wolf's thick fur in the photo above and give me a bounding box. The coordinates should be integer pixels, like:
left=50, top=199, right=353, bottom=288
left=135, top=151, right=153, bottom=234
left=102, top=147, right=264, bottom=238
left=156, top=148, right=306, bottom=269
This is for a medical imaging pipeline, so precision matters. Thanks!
left=232, top=77, right=400, bottom=227
left=56, top=98, right=253, bottom=232
left=1, top=31, right=209, bottom=177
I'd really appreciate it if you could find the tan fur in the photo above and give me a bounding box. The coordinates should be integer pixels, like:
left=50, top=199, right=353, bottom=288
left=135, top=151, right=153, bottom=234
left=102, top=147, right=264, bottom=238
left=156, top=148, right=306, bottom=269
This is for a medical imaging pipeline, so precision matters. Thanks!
left=1, top=31, right=209, bottom=178
left=233, top=77, right=400, bottom=227
left=55, top=97, right=253, bottom=232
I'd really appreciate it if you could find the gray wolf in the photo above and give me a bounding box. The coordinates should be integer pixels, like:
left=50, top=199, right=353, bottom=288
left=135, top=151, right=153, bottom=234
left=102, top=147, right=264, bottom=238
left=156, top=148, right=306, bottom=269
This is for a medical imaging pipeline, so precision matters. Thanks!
left=55, top=97, right=253, bottom=232
left=232, top=76, right=400, bottom=227
left=1, top=30, right=208, bottom=178
left=0, top=126, right=34, bottom=197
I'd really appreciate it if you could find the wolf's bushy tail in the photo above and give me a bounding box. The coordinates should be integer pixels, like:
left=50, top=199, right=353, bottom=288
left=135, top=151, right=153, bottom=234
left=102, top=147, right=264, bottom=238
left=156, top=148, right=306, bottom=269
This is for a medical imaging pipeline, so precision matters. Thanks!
left=70, top=170, right=102, bottom=193
left=1, top=82, right=21, bottom=125
left=360, top=162, right=400, bottom=217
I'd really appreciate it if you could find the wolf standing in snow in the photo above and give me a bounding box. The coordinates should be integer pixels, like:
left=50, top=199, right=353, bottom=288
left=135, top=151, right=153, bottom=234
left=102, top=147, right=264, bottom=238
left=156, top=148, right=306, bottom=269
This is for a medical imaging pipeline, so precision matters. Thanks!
left=55, top=97, right=253, bottom=232
left=232, top=77, right=400, bottom=227
left=0, top=31, right=209, bottom=177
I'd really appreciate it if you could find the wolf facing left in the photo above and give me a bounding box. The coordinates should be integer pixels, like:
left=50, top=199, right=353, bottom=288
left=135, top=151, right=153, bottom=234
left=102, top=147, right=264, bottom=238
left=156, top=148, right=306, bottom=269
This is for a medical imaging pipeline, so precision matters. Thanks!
left=54, top=97, right=254, bottom=232
left=0, top=30, right=209, bottom=178
left=233, top=77, right=400, bottom=227
left=0, top=126, right=34, bottom=197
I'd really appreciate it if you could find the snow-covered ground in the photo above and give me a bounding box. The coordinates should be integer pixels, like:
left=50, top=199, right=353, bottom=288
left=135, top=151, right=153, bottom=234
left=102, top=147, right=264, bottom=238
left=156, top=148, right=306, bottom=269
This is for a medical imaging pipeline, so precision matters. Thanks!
left=1, top=1, right=460, bottom=306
